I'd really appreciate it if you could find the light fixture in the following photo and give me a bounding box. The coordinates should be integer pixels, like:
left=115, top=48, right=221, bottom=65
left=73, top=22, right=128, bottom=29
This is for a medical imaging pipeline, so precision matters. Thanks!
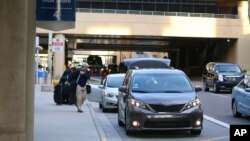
left=227, top=38, right=230, bottom=42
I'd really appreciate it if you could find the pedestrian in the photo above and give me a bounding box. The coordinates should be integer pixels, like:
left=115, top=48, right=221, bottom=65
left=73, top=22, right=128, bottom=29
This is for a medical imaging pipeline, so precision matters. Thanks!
left=69, top=63, right=91, bottom=113
left=100, top=66, right=108, bottom=85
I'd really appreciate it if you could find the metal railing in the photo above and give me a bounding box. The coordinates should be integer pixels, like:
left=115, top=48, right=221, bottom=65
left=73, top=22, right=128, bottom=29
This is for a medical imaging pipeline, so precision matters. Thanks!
left=76, top=8, right=239, bottom=19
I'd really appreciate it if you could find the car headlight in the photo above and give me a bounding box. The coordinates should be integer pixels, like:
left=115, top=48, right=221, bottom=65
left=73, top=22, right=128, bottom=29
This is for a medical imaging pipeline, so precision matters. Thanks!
left=218, top=74, right=223, bottom=81
left=130, top=99, right=146, bottom=109
left=104, top=93, right=115, bottom=97
left=183, top=99, right=201, bottom=111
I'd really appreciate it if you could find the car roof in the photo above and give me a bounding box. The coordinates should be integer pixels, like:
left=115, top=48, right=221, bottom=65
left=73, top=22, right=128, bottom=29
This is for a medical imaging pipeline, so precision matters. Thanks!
left=208, top=62, right=238, bottom=65
left=121, top=58, right=171, bottom=69
left=107, top=73, right=126, bottom=77
left=131, top=68, right=185, bottom=75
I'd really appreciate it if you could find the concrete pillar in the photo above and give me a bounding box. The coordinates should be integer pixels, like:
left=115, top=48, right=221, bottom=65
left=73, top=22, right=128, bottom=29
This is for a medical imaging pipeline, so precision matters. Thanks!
left=249, top=0, right=250, bottom=21
left=0, top=0, right=35, bottom=141
left=53, top=34, right=66, bottom=80
left=238, top=1, right=249, bottom=19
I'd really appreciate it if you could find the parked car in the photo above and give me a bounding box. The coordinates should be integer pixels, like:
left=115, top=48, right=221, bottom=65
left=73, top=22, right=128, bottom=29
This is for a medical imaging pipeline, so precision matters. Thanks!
left=119, top=58, right=172, bottom=73
left=98, top=73, right=126, bottom=112
left=117, top=68, right=203, bottom=135
left=202, top=62, right=246, bottom=93
left=231, top=76, right=250, bottom=117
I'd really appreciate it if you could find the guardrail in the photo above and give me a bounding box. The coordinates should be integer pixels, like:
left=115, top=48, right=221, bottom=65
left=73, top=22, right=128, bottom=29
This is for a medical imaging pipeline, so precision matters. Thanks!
left=76, top=8, right=239, bottom=19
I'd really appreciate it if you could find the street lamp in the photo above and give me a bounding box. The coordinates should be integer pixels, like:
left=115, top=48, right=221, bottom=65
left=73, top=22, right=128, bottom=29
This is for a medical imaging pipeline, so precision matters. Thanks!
left=35, top=45, right=43, bottom=84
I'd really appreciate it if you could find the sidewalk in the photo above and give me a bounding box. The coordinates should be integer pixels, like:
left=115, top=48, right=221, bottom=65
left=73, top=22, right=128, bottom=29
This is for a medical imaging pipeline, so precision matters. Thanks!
left=34, top=84, right=107, bottom=141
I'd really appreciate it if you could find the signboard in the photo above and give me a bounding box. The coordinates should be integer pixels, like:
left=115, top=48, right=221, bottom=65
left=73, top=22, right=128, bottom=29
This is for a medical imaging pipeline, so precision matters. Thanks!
left=36, top=0, right=76, bottom=21
left=52, top=38, right=64, bottom=52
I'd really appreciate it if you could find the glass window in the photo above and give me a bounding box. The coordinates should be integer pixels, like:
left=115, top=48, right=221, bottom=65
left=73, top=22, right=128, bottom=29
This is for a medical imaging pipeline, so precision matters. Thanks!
left=130, top=3, right=142, bottom=10
left=194, top=5, right=206, bottom=13
left=132, top=73, right=193, bottom=93
left=104, top=2, right=116, bottom=9
left=216, top=65, right=241, bottom=73
left=238, top=78, right=249, bottom=89
left=92, top=2, right=104, bottom=9
left=107, top=76, right=125, bottom=87
left=181, top=5, right=193, bottom=13
left=117, top=3, right=129, bottom=10
left=143, top=3, right=155, bottom=11
left=156, top=4, right=168, bottom=11
left=169, top=4, right=180, bottom=12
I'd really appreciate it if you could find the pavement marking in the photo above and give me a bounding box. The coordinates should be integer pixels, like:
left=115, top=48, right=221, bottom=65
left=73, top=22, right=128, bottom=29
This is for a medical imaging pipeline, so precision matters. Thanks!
left=212, top=94, right=227, bottom=98
left=204, top=115, right=230, bottom=129
left=200, top=136, right=229, bottom=141
left=87, top=100, right=108, bottom=141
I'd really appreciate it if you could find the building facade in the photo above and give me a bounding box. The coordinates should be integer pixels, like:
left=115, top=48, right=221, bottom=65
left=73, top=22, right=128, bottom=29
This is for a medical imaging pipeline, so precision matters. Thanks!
left=37, top=0, right=250, bottom=77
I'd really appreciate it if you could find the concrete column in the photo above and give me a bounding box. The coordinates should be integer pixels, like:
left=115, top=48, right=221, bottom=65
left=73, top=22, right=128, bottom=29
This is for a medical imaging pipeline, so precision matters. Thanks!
left=0, top=0, right=35, bottom=141
left=53, top=34, right=66, bottom=80
left=238, top=1, right=249, bottom=19
left=249, top=0, right=250, bottom=21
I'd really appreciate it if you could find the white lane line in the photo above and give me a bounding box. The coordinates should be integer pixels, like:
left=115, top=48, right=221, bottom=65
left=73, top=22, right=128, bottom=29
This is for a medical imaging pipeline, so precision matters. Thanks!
left=87, top=100, right=108, bottom=141
left=200, top=136, right=229, bottom=141
left=212, top=94, right=227, bottom=98
left=204, top=115, right=230, bottom=129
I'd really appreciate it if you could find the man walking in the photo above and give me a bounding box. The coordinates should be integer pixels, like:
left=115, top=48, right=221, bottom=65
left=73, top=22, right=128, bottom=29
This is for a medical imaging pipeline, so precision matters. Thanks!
left=70, top=63, right=91, bottom=113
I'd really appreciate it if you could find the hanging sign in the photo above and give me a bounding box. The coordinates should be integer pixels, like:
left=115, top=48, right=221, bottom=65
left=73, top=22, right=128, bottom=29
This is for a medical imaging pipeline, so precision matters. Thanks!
left=52, top=38, right=64, bottom=52
left=36, top=0, right=76, bottom=21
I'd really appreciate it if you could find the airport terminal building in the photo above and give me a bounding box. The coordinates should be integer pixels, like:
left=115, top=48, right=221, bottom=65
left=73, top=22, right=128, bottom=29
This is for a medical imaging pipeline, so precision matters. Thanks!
left=37, top=0, right=250, bottom=78
left=1, top=1, right=250, bottom=141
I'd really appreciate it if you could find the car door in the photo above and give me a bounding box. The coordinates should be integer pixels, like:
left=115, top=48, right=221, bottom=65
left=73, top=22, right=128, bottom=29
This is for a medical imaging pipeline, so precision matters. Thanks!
left=118, top=71, right=131, bottom=120
left=206, top=64, right=215, bottom=87
left=239, top=78, right=250, bottom=115
left=86, top=79, right=104, bottom=103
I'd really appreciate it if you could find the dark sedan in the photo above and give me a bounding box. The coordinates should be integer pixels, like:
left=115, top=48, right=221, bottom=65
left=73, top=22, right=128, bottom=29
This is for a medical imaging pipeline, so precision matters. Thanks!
left=118, top=68, right=203, bottom=135
left=202, top=62, right=246, bottom=93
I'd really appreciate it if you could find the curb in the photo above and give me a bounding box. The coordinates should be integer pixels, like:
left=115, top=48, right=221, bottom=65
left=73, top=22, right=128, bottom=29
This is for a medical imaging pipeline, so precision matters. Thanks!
left=87, top=100, right=108, bottom=141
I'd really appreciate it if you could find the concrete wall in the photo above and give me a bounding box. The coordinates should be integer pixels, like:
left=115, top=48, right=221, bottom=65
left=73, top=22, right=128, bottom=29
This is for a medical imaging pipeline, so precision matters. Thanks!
left=37, top=13, right=242, bottom=38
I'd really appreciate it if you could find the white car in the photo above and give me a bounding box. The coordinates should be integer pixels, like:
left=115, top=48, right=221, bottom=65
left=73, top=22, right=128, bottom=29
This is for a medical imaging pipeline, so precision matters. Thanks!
left=98, top=73, right=125, bottom=112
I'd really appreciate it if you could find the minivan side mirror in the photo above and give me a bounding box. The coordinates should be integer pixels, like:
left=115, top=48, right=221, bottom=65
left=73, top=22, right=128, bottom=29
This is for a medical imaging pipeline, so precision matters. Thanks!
left=242, top=70, right=247, bottom=74
left=194, top=85, right=202, bottom=92
left=119, top=86, right=128, bottom=93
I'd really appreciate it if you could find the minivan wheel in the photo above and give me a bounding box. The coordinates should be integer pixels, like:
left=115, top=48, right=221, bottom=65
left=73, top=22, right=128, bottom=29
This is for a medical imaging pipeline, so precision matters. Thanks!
left=125, top=112, right=134, bottom=135
left=191, top=130, right=201, bottom=135
left=203, top=81, right=209, bottom=92
left=232, top=101, right=242, bottom=117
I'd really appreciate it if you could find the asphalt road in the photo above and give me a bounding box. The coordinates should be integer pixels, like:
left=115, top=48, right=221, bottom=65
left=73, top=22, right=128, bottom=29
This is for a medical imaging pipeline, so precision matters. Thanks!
left=86, top=78, right=250, bottom=141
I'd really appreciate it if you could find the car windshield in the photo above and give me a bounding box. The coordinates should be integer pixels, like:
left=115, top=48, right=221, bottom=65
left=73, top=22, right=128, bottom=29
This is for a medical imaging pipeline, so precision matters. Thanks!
left=107, top=76, right=124, bottom=88
left=132, top=73, right=193, bottom=93
left=216, top=65, right=241, bottom=73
